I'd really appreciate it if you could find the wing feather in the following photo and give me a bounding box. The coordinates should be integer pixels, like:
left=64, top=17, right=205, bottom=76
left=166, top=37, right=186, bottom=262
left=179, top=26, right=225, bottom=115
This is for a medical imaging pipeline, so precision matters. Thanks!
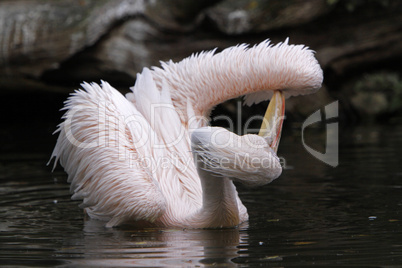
left=50, top=81, right=166, bottom=227
left=129, top=69, right=202, bottom=208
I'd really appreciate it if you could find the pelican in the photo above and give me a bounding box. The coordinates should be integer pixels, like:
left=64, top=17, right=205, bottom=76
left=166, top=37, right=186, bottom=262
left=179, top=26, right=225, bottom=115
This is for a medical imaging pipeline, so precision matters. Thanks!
left=50, top=39, right=323, bottom=228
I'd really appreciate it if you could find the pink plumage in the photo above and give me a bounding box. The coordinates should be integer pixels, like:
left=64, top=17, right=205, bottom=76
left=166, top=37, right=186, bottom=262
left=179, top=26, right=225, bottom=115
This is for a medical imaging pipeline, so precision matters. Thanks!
left=50, top=39, right=323, bottom=228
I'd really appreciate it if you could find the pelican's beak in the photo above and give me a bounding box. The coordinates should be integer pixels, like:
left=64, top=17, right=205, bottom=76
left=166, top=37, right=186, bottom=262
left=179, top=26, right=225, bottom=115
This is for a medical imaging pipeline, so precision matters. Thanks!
left=258, top=90, right=285, bottom=153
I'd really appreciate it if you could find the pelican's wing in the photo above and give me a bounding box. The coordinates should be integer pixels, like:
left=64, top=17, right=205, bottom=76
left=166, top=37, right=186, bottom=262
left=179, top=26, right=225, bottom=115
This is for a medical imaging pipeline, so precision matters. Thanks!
left=50, top=81, right=166, bottom=227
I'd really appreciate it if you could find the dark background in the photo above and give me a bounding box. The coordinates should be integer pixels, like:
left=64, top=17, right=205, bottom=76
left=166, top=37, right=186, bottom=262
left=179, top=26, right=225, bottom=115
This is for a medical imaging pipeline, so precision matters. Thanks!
left=1, top=0, right=401, bottom=154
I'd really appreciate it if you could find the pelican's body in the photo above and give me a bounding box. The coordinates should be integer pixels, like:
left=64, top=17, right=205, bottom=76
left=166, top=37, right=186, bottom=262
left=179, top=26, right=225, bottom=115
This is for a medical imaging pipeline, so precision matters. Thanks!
left=51, top=40, right=323, bottom=228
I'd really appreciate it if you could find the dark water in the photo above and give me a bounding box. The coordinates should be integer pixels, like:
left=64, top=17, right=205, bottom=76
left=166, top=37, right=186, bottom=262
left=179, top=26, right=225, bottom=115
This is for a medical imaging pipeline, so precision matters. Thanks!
left=1, top=123, right=402, bottom=267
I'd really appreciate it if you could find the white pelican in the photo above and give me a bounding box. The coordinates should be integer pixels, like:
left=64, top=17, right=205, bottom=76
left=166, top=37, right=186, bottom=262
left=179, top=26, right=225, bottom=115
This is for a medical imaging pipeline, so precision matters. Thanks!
left=50, top=39, right=323, bottom=228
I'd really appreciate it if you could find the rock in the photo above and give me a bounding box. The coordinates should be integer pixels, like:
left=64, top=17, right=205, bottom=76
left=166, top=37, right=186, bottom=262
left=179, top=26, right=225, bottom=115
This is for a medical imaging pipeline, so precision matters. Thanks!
left=314, top=1, right=402, bottom=78
left=0, top=0, right=150, bottom=78
left=1, top=0, right=402, bottom=123
left=0, top=0, right=221, bottom=91
left=40, top=17, right=235, bottom=90
left=351, top=92, right=388, bottom=116
left=206, top=0, right=331, bottom=35
left=348, top=72, right=402, bottom=120
left=144, top=0, right=217, bottom=32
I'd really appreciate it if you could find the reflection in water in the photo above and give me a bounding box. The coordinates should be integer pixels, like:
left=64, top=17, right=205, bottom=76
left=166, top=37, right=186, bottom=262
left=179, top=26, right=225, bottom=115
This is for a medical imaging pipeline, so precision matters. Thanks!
left=1, top=124, right=402, bottom=266
left=64, top=220, right=247, bottom=267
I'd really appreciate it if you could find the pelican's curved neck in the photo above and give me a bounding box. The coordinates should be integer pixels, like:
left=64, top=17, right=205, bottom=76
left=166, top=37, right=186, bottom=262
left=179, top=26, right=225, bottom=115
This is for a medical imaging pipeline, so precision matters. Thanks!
left=151, top=40, right=322, bottom=118
left=185, top=153, right=240, bottom=228
left=152, top=50, right=266, bottom=117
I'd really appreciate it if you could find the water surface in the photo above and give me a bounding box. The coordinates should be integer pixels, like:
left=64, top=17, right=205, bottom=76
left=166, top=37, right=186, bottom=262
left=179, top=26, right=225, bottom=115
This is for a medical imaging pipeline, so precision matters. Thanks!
left=1, top=123, right=401, bottom=267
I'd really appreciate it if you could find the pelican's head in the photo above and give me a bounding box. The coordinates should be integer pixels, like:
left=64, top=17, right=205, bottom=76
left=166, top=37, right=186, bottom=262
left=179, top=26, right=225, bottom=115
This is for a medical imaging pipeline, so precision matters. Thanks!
left=191, top=90, right=285, bottom=187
